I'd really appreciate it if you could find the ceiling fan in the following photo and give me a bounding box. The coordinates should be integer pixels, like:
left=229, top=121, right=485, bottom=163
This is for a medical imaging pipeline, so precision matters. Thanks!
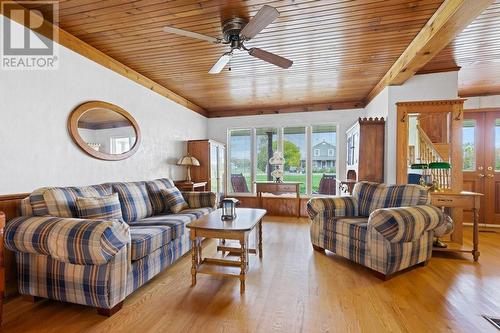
left=163, top=5, right=293, bottom=74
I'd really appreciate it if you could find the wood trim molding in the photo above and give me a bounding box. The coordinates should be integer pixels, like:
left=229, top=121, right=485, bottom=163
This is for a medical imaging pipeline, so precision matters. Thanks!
left=207, top=101, right=365, bottom=118
left=465, top=108, right=500, bottom=113
left=0, top=4, right=207, bottom=117
left=396, top=99, right=466, bottom=107
left=416, top=66, right=462, bottom=75
left=365, top=0, right=493, bottom=103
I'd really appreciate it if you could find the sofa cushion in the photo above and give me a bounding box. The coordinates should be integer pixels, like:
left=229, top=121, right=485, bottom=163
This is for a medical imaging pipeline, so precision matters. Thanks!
left=161, top=187, right=188, bottom=213
left=134, top=207, right=214, bottom=239
left=35, top=185, right=111, bottom=218
left=327, top=217, right=369, bottom=242
left=354, top=182, right=430, bottom=217
left=145, top=178, right=175, bottom=215
left=130, top=226, right=173, bottom=261
left=76, top=193, right=123, bottom=221
left=112, top=182, right=153, bottom=223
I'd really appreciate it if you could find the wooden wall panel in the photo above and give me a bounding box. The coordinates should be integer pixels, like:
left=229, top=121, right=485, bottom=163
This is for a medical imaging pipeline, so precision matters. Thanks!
left=420, top=0, right=500, bottom=97
left=0, top=194, right=29, bottom=297
left=25, top=0, right=447, bottom=114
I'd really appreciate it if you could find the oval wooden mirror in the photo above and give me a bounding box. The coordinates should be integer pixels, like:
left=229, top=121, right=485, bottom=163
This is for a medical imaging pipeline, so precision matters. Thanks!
left=68, top=101, right=141, bottom=161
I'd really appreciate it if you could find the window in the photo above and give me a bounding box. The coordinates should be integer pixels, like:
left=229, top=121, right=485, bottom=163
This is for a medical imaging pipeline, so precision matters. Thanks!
left=283, top=127, right=306, bottom=194
left=228, top=129, right=252, bottom=193
left=256, top=128, right=278, bottom=183
left=110, top=137, right=131, bottom=154
left=311, top=125, right=336, bottom=193
left=227, top=124, right=337, bottom=196
left=496, top=119, right=500, bottom=171
left=462, top=119, right=476, bottom=171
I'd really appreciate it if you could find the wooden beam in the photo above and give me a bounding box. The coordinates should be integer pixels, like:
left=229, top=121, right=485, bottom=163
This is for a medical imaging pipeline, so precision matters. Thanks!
left=0, top=3, right=207, bottom=117
left=365, top=0, right=493, bottom=103
left=207, top=101, right=365, bottom=118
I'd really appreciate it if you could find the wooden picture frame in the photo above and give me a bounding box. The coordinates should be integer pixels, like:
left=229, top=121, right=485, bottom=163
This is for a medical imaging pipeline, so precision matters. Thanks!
left=68, top=101, right=141, bottom=161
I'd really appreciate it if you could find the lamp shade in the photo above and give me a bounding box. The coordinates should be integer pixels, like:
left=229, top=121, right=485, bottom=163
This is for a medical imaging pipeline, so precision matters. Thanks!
left=428, top=162, right=451, bottom=169
left=177, top=155, right=200, bottom=166
left=410, top=163, right=429, bottom=170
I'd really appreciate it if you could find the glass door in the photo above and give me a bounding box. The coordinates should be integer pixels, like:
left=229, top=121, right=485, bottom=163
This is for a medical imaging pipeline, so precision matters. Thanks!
left=463, top=111, right=500, bottom=225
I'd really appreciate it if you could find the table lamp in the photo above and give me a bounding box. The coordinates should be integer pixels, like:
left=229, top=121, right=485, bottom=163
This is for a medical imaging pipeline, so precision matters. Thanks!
left=177, top=154, right=200, bottom=182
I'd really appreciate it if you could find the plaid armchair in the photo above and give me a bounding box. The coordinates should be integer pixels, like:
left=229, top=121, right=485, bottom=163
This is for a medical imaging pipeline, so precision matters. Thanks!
left=307, top=182, right=452, bottom=279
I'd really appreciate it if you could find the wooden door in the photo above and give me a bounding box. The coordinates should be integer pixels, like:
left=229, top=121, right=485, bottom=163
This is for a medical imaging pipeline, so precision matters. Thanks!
left=463, top=110, right=500, bottom=225
left=462, top=113, right=485, bottom=223
left=484, top=111, right=500, bottom=225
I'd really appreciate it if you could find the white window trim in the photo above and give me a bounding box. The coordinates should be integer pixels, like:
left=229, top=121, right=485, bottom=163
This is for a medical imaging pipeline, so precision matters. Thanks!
left=227, top=123, right=338, bottom=196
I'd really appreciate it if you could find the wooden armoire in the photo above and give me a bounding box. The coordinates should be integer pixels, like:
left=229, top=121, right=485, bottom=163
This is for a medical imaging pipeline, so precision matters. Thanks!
left=187, top=139, right=226, bottom=195
left=345, top=117, right=385, bottom=183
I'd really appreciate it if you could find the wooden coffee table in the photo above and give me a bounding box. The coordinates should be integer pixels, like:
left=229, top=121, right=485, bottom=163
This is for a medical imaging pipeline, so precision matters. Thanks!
left=186, top=208, right=266, bottom=293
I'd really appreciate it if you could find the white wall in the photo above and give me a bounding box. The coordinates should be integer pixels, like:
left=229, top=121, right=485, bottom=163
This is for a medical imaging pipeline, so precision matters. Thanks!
left=464, top=95, right=500, bottom=109
left=365, top=87, right=389, bottom=118
left=208, top=108, right=365, bottom=183
left=0, top=16, right=207, bottom=194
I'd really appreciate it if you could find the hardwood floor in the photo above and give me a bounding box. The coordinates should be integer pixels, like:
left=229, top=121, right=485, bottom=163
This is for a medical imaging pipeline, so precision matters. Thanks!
left=2, top=217, right=500, bottom=333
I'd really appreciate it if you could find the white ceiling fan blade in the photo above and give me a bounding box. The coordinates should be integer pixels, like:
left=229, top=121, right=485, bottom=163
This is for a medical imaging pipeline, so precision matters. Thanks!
left=163, top=26, right=221, bottom=44
left=240, top=5, right=279, bottom=40
left=209, top=52, right=233, bottom=74
left=248, top=48, right=293, bottom=69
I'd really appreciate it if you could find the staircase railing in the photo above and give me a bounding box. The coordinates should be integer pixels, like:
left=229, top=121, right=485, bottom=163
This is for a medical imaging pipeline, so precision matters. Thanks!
left=417, top=124, right=445, bottom=164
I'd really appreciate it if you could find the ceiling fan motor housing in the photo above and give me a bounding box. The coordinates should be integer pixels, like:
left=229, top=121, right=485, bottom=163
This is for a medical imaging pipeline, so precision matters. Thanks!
left=222, top=17, right=247, bottom=47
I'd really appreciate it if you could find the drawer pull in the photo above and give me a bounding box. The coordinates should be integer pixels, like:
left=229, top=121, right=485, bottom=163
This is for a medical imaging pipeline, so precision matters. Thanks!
left=436, top=199, right=454, bottom=203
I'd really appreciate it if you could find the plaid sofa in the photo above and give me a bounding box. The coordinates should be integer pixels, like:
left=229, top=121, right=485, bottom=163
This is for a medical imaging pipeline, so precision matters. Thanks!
left=307, top=181, right=453, bottom=278
left=4, top=178, right=216, bottom=314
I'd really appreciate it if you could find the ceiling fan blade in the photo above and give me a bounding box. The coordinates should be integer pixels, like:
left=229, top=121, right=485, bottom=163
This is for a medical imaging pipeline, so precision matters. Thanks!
left=209, top=52, right=233, bottom=74
left=248, top=48, right=293, bottom=69
left=240, top=5, right=279, bottom=40
left=163, top=26, right=221, bottom=44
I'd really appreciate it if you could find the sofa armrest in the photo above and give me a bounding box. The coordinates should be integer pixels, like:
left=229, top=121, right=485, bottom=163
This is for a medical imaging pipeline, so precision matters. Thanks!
left=368, top=205, right=444, bottom=243
left=181, top=191, right=217, bottom=209
left=5, top=216, right=130, bottom=265
left=307, top=196, right=358, bottom=220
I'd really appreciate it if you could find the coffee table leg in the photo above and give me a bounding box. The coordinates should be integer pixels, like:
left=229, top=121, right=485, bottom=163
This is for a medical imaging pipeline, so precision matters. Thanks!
left=240, top=239, right=246, bottom=293
left=191, top=238, right=197, bottom=286
left=258, top=219, right=263, bottom=259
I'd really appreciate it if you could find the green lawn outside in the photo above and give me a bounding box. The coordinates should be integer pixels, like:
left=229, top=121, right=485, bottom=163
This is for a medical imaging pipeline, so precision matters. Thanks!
left=255, top=173, right=327, bottom=194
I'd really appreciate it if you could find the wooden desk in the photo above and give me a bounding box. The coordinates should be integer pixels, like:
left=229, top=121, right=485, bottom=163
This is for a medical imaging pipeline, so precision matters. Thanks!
left=255, top=182, right=301, bottom=217
left=174, top=181, right=207, bottom=192
left=431, top=191, right=482, bottom=261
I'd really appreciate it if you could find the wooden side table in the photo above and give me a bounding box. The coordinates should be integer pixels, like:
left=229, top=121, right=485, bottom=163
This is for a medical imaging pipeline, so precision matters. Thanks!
left=431, top=191, right=483, bottom=261
left=0, top=212, right=4, bottom=325
left=255, top=182, right=301, bottom=217
left=174, top=181, right=207, bottom=191
left=187, top=208, right=266, bottom=293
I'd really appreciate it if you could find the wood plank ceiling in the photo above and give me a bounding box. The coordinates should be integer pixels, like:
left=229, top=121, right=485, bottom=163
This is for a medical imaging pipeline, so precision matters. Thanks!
left=420, top=0, right=500, bottom=97
left=28, top=0, right=448, bottom=116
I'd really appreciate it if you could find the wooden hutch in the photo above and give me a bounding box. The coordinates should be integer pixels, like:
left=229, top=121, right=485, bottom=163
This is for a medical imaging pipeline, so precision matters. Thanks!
left=345, top=117, right=385, bottom=183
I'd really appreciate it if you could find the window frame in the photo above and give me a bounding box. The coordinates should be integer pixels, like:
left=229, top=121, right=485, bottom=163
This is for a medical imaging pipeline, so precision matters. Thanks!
left=226, top=123, right=339, bottom=197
